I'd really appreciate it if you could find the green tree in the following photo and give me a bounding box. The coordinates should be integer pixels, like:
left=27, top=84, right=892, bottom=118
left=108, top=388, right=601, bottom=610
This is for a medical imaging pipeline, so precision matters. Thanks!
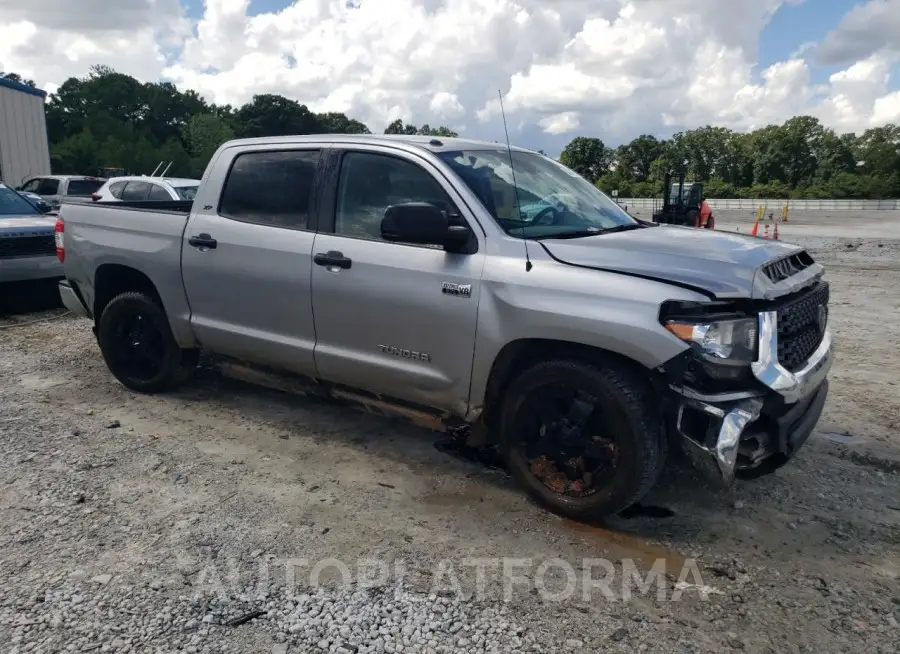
left=318, top=112, right=371, bottom=134
left=233, top=94, right=321, bottom=138
left=559, top=137, right=611, bottom=182
left=615, top=134, right=666, bottom=182
left=384, top=119, right=458, bottom=137
left=0, top=72, right=36, bottom=87
left=183, top=113, right=236, bottom=177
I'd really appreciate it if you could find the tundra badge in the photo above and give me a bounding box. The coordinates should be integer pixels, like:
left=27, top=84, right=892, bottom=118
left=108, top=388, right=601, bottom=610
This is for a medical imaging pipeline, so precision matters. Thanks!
left=442, top=282, right=472, bottom=298
left=378, top=345, right=431, bottom=362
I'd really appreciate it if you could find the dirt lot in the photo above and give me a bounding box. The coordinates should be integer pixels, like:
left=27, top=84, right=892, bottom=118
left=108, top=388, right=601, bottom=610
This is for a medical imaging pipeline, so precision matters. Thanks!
left=1, top=211, right=899, bottom=653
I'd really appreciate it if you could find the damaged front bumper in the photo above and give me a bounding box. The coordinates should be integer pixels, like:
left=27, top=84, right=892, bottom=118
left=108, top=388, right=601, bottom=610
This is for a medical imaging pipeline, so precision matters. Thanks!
left=672, top=311, right=834, bottom=486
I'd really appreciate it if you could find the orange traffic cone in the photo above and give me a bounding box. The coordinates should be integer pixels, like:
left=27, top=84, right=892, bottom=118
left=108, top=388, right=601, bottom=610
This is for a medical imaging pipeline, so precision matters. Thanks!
left=750, top=219, right=760, bottom=236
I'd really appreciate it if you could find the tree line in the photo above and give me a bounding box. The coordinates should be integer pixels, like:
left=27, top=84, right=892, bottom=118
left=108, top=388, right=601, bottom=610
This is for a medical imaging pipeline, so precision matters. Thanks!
left=1, top=67, right=458, bottom=181
left=560, top=119, right=900, bottom=199
left=3, top=68, right=898, bottom=198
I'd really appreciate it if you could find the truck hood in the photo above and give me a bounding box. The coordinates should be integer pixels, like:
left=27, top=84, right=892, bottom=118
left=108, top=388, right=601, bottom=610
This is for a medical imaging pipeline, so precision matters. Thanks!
left=0, top=215, right=57, bottom=237
left=539, top=224, right=807, bottom=299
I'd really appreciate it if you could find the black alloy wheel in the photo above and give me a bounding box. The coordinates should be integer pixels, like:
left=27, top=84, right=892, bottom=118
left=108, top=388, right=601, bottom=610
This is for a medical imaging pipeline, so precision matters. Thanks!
left=499, top=359, right=665, bottom=520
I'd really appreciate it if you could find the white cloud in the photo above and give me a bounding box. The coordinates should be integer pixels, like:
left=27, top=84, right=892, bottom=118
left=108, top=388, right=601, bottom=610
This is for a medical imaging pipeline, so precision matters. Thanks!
left=815, top=0, right=900, bottom=65
left=539, top=112, right=581, bottom=135
left=0, top=0, right=190, bottom=84
left=1, top=0, right=899, bottom=152
left=814, top=55, right=899, bottom=132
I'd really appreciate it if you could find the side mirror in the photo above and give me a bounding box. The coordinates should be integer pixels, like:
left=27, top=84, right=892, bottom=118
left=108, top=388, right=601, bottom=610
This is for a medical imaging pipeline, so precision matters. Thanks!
left=381, top=202, right=471, bottom=250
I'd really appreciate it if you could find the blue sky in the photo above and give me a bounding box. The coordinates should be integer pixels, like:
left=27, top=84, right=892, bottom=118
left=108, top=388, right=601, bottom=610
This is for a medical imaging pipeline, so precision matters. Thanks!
left=759, top=0, right=853, bottom=82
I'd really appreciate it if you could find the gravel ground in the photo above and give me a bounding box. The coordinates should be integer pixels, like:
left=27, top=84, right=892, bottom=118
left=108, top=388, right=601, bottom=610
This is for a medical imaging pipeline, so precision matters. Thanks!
left=1, top=211, right=899, bottom=653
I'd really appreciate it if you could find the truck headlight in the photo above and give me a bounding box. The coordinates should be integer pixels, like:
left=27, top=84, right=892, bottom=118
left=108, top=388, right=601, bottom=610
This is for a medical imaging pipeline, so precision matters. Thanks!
left=665, top=317, right=758, bottom=363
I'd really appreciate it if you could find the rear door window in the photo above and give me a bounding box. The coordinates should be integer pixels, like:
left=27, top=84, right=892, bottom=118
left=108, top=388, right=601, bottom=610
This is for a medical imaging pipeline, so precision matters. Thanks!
left=148, top=184, right=172, bottom=201
left=36, top=178, right=60, bottom=195
left=218, top=150, right=321, bottom=229
left=66, top=179, right=104, bottom=196
left=20, top=179, right=41, bottom=193
left=121, top=181, right=152, bottom=201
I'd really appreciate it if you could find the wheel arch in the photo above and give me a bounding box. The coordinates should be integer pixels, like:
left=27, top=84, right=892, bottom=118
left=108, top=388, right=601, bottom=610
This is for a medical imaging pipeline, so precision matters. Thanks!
left=91, top=262, right=197, bottom=348
left=477, top=338, right=667, bottom=434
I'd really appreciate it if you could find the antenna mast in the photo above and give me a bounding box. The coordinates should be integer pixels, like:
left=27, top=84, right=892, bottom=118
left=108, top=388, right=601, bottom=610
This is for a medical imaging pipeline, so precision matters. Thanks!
left=497, top=90, right=531, bottom=272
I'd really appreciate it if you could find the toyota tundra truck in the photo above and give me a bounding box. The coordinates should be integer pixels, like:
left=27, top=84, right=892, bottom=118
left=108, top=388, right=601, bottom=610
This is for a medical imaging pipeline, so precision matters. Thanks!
left=55, top=135, right=833, bottom=519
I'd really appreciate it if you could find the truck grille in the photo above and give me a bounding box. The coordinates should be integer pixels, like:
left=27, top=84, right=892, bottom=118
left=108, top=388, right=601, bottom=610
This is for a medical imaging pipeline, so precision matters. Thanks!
left=762, top=251, right=815, bottom=283
left=0, top=235, right=56, bottom=259
left=776, top=281, right=829, bottom=372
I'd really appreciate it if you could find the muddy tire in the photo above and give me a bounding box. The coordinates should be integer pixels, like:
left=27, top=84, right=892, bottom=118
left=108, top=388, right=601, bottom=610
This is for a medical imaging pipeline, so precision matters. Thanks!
left=97, top=291, right=197, bottom=394
left=498, top=358, right=666, bottom=520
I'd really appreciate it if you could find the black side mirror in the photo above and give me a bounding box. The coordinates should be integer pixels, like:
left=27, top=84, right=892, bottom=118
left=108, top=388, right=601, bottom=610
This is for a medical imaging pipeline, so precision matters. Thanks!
left=381, top=202, right=471, bottom=250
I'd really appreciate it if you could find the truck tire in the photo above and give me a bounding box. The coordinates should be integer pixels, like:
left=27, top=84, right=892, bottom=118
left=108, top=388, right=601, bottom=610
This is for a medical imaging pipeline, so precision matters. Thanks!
left=498, top=358, right=666, bottom=520
left=96, top=291, right=198, bottom=394
left=705, top=216, right=715, bottom=229
left=687, top=209, right=700, bottom=228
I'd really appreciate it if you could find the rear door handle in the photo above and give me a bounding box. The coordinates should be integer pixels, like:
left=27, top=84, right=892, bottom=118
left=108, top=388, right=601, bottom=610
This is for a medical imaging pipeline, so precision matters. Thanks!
left=188, top=234, right=217, bottom=249
left=313, top=251, right=352, bottom=270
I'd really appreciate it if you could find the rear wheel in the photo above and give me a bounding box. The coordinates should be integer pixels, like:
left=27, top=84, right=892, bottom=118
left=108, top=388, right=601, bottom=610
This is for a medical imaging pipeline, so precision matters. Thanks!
left=498, top=359, right=666, bottom=520
left=705, top=215, right=716, bottom=229
left=686, top=210, right=700, bottom=228
left=97, top=291, right=198, bottom=393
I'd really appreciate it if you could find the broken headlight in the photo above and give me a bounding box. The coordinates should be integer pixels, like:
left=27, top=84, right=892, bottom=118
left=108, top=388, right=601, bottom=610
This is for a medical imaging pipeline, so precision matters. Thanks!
left=665, top=317, right=758, bottom=363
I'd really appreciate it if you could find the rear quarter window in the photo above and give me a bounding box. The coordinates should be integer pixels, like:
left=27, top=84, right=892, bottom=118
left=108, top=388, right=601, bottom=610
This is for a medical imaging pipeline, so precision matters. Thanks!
left=66, top=179, right=105, bottom=196
left=108, top=181, right=127, bottom=199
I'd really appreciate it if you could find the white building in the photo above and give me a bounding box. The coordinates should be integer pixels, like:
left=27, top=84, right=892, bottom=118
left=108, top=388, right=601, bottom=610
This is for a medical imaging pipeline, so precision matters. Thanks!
left=0, top=76, right=51, bottom=188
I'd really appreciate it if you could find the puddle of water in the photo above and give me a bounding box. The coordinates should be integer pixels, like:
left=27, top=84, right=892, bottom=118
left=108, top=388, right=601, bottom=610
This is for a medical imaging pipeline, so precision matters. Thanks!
left=563, top=520, right=688, bottom=577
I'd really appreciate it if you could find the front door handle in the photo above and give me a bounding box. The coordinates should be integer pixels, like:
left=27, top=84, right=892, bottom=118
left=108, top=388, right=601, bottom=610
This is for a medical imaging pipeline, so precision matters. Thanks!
left=313, top=251, right=352, bottom=270
left=188, top=234, right=217, bottom=249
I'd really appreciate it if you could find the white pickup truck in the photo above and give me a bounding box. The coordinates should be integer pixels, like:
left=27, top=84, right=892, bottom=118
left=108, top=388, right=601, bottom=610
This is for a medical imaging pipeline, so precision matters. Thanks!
left=55, top=134, right=833, bottom=519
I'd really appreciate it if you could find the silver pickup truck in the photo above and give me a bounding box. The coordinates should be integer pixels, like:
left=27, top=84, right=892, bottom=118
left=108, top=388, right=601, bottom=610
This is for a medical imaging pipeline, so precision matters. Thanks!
left=55, top=134, right=833, bottom=519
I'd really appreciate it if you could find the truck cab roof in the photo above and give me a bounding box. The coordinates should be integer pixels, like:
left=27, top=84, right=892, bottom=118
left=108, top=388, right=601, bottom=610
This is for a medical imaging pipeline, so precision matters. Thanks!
left=219, top=133, right=534, bottom=154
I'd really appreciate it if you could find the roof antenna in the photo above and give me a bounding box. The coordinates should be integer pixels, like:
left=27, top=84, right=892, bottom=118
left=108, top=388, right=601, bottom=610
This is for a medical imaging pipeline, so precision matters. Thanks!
left=498, top=89, right=531, bottom=272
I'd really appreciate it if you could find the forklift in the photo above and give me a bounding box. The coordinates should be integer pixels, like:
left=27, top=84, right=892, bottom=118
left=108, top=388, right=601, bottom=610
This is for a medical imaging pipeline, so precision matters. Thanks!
left=651, top=171, right=713, bottom=229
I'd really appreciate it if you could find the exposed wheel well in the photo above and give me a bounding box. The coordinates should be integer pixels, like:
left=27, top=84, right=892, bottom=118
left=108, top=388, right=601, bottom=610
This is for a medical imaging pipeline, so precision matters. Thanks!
left=93, top=264, right=162, bottom=323
left=480, top=339, right=658, bottom=433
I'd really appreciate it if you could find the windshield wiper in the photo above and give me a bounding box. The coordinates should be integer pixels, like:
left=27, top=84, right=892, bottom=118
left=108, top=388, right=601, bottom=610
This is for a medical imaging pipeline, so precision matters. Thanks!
left=534, top=223, right=644, bottom=240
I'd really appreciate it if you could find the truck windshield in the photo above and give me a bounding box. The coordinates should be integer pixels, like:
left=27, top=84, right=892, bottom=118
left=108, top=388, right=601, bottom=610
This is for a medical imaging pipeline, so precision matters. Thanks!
left=0, top=186, right=40, bottom=216
left=437, top=149, right=636, bottom=239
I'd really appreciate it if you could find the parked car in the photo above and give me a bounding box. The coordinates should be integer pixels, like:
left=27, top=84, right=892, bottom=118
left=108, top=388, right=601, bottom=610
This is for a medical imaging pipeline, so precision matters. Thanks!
left=92, top=176, right=200, bottom=203
left=0, top=183, right=62, bottom=284
left=54, top=134, right=833, bottom=520
left=18, top=190, right=53, bottom=214
left=17, top=175, right=106, bottom=209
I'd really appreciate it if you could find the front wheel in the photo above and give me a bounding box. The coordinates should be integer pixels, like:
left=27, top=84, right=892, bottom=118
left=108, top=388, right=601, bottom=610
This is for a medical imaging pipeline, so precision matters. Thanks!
left=705, top=215, right=715, bottom=229
left=97, top=291, right=198, bottom=393
left=498, top=359, right=666, bottom=520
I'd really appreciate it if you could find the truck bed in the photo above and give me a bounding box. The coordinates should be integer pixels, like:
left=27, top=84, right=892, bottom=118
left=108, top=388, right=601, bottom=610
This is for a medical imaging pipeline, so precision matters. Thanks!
left=58, top=199, right=196, bottom=345
left=71, top=199, right=194, bottom=214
